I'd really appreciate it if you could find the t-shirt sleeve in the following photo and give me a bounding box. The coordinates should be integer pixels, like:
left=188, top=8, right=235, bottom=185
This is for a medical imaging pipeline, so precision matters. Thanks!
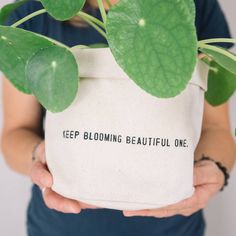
left=196, top=0, right=233, bottom=49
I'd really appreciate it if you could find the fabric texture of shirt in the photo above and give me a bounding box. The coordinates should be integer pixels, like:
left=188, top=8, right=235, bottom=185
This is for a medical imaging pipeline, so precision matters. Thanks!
left=3, top=0, right=232, bottom=235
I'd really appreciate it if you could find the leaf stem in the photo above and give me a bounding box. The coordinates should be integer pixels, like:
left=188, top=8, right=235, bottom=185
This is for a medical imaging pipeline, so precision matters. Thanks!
left=200, top=57, right=218, bottom=73
left=200, top=56, right=211, bottom=66
left=70, top=45, right=90, bottom=51
left=105, top=0, right=112, bottom=8
left=11, top=9, right=47, bottom=27
left=198, top=43, right=236, bottom=62
left=30, top=31, right=70, bottom=49
left=198, top=38, right=236, bottom=45
left=78, top=13, right=107, bottom=40
left=10, top=8, right=69, bottom=49
left=77, top=11, right=105, bottom=29
left=97, top=0, right=107, bottom=25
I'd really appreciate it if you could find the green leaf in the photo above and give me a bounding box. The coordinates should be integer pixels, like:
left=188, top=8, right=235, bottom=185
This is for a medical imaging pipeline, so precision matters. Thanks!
left=106, top=0, right=197, bottom=98
left=26, top=45, right=79, bottom=113
left=39, top=0, right=86, bottom=20
left=89, top=43, right=109, bottom=48
left=199, top=46, right=236, bottom=75
left=183, top=0, right=196, bottom=20
left=0, top=0, right=28, bottom=25
left=205, top=60, right=236, bottom=106
left=0, top=25, right=54, bottom=93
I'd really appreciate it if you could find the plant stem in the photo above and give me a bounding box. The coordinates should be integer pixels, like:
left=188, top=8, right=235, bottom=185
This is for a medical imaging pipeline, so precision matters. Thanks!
left=97, top=0, right=107, bottom=25
left=11, top=9, right=47, bottom=27
left=105, top=0, right=112, bottom=8
left=198, top=43, right=236, bottom=62
left=35, top=32, right=70, bottom=49
left=70, top=45, right=90, bottom=51
left=10, top=8, right=69, bottom=49
left=77, top=11, right=105, bottom=29
left=78, top=14, right=107, bottom=40
left=200, top=56, right=211, bottom=66
left=198, top=38, right=236, bottom=45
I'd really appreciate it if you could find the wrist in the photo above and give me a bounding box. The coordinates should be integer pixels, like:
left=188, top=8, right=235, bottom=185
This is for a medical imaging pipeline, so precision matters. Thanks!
left=194, top=154, right=230, bottom=191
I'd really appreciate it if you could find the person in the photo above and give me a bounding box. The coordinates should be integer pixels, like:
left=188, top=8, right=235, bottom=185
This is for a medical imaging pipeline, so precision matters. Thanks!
left=1, top=0, right=236, bottom=235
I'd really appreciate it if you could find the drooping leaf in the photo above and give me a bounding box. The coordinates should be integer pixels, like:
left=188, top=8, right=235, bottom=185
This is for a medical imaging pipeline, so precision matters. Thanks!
left=39, top=0, right=86, bottom=20
left=205, top=60, right=236, bottom=106
left=106, top=0, right=197, bottom=98
left=26, top=45, right=79, bottom=112
left=0, top=0, right=28, bottom=25
left=200, top=46, right=236, bottom=75
left=0, top=25, right=54, bottom=93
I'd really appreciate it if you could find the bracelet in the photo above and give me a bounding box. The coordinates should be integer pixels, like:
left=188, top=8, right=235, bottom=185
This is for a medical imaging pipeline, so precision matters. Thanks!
left=194, top=154, right=230, bottom=192
left=32, top=140, right=43, bottom=162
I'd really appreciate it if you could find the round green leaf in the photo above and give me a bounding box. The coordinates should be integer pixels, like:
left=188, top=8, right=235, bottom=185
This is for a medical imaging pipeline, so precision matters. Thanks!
left=0, top=0, right=28, bottom=25
left=0, top=25, right=54, bottom=93
left=183, top=0, right=196, bottom=20
left=205, top=60, right=236, bottom=106
left=39, top=0, right=86, bottom=20
left=26, top=45, right=79, bottom=112
left=200, top=46, right=236, bottom=75
left=106, top=0, right=197, bottom=98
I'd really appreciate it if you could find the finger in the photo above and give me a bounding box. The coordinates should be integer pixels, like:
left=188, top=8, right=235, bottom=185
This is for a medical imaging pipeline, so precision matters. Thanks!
left=43, top=188, right=81, bottom=214
left=123, top=208, right=182, bottom=218
left=39, top=147, right=46, bottom=164
left=124, top=208, right=169, bottom=217
left=34, top=141, right=46, bottom=163
left=123, top=206, right=182, bottom=217
left=178, top=207, right=199, bottom=217
left=123, top=203, right=198, bottom=218
left=123, top=182, right=216, bottom=218
left=173, top=186, right=210, bottom=210
left=124, top=193, right=198, bottom=217
left=142, top=195, right=196, bottom=214
left=123, top=205, right=200, bottom=218
left=30, top=161, right=53, bottom=189
left=79, top=201, right=103, bottom=209
left=195, top=184, right=216, bottom=203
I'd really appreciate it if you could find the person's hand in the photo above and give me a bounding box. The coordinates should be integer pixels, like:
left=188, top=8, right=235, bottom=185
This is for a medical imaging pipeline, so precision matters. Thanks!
left=30, top=140, right=101, bottom=213
left=123, top=159, right=225, bottom=218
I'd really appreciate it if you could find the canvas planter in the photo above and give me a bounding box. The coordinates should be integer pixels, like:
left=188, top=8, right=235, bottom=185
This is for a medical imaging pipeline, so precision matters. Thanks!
left=45, top=48, right=208, bottom=211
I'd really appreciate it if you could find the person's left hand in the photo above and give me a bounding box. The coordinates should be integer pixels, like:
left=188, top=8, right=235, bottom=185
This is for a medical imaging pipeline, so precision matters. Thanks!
left=123, top=159, right=225, bottom=218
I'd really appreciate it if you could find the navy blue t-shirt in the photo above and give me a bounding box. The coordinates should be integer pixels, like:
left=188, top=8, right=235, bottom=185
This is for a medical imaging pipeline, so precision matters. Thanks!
left=4, top=1, right=232, bottom=236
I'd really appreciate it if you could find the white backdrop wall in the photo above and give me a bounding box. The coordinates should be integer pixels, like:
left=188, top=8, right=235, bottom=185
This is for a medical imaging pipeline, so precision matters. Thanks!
left=0, top=0, right=235, bottom=236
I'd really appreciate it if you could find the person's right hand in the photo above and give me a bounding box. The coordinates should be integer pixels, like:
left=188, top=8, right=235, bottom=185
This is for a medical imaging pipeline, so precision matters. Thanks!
left=30, top=140, right=101, bottom=213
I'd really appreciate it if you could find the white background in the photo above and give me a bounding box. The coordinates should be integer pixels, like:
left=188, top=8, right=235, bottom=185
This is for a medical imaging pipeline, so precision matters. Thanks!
left=0, top=0, right=236, bottom=235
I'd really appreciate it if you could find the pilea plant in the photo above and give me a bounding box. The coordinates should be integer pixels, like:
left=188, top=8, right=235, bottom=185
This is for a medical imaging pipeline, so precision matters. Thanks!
left=0, top=0, right=236, bottom=112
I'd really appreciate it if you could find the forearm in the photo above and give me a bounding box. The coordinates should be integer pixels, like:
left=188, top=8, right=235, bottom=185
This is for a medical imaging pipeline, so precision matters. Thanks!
left=1, top=128, right=43, bottom=176
left=194, top=126, right=236, bottom=172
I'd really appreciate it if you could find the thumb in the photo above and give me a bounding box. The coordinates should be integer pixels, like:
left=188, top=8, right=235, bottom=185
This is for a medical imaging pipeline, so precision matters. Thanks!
left=34, top=140, right=46, bottom=164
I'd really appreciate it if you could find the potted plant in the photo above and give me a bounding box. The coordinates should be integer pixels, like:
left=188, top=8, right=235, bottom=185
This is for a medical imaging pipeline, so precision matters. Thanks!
left=0, top=0, right=235, bottom=210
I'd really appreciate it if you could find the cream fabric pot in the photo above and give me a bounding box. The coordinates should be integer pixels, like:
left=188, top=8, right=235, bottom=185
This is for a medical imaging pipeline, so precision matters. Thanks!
left=45, top=48, right=208, bottom=211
